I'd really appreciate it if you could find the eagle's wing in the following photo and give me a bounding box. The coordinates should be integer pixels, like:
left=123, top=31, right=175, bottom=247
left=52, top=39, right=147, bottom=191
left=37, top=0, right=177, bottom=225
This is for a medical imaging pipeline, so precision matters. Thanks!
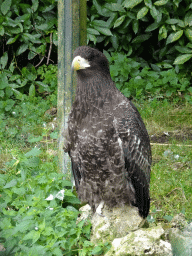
left=113, top=99, right=151, bottom=217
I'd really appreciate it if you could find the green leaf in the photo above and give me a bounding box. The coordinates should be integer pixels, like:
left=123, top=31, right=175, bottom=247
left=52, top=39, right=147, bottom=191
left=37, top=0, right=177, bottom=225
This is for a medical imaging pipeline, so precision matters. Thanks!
left=0, top=52, right=8, bottom=69
left=12, top=88, right=24, bottom=100
left=132, top=34, right=151, bottom=44
left=7, top=35, right=19, bottom=44
left=154, top=0, right=168, bottom=5
left=25, top=147, right=41, bottom=157
left=174, top=54, right=192, bottom=64
left=0, top=25, right=4, bottom=36
left=123, top=0, right=143, bottom=9
left=16, top=44, right=28, bottom=56
left=105, top=3, right=125, bottom=12
left=0, top=74, right=8, bottom=89
left=150, top=6, right=158, bottom=20
left=166, top=30, right=183, bottom=45
left=23, top=230, right=40, bottom=244
left=145, top=22, right=159, bottom=32
left=32, top=0, right=39, bottom=12
left=4, top=179, right=17, bottom=189
left=185, top=29, right=192, bottom=42
left=137, top=7, right=149, bottom=19
left=166, top=19, right=181, bottom=24
left=132, top=20, right=139, bottom=34
left=144, top=0, right=152, bottom=8
left=158, top=25, right=167, bottom=40
left=28, top=136, right=43, bottom=143
left=92, top=20, right=109, bottom=27
left=92, top=0, right=104, bottom=16
left=114, top=15, right=126, bottom=28
left=87, top=28, right=100, bottom=35
left=29, top=84, right=36, bottom=98
left=184, top=11, right=192, bottom=26
left=1, top=0, right=12, bottom=15
left=91, top=246, right=103, bottom=255
left=111, top=34, right=119, bottom=50
left=0, top=90, right=5, bottom=98
left=175, top=46, right=192, bottom=54
left=94, top=26, right=112, bottom=36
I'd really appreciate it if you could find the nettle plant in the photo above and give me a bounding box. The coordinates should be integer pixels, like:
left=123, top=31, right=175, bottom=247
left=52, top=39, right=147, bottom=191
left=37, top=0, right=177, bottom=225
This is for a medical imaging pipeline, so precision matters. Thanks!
left=0, top=146, right=100, bottom=256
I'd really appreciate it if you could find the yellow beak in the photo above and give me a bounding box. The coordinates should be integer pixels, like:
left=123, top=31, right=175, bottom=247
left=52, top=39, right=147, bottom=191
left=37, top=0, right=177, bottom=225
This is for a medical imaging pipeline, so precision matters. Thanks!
left=72, top=56, right=90, bottom=70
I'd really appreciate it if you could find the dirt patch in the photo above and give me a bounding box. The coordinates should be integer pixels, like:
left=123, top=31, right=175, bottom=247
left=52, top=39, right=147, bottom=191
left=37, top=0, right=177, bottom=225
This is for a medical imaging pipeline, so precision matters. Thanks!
left=150, top=128, right=192, bottom=144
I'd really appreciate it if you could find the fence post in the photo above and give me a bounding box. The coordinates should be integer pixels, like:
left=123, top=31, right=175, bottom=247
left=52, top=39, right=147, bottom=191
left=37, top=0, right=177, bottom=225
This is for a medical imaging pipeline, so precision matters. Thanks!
left=57, top=0, right=87, bottom=177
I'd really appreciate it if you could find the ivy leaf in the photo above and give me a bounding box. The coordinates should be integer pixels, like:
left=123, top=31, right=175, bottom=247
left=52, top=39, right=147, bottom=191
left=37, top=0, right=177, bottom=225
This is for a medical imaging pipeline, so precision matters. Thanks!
left=174, top=54, right=192, bottom=64
left=166, top=30, right=183, bottom=44
left=137, top=7, right=149, bottom=20
left=114, top=15, right=126, bottom=28
left=1, top=0, right=12, bottom=15
left=123, top=0, right=143, bottom=9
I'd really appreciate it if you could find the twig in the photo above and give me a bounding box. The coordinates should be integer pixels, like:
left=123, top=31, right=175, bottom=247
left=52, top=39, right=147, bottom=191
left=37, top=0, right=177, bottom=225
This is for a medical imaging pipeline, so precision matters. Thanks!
left=166, top=188, right=186, bottom=200
left=29, top=48, right=54, bottom=63
left=151, top=143, right=192, bottom=147
left=47, top=33, right=53, bottom=65
left=35, top=57, right=45, bottom=68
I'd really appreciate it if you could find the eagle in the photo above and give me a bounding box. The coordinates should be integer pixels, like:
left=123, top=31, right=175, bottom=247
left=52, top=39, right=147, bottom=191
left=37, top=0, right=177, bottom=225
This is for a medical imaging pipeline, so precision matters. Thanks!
left=64, top=46, right=152, bottom=218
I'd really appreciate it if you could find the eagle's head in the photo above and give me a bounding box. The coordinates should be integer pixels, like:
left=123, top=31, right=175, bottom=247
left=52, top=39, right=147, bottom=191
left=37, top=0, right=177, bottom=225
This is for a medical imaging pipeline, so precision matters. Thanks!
left=72, top=46, right=110, bottom=75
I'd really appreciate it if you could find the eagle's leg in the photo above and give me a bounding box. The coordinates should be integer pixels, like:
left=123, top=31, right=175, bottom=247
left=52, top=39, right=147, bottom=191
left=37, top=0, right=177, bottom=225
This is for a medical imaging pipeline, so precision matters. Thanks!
left=96, top=200, right=105, bottom=216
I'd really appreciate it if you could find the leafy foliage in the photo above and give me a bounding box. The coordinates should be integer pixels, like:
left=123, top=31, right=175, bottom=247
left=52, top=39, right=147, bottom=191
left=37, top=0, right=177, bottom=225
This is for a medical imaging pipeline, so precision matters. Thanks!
left=0, top=144, right=111, bottom=255
left=87, top=0, right=192, bottom=67
left=0, top=0, right=57, bottom=113
left=0, top=0, right=57, bottom=67
left=106, top=51, right=192, bottom=103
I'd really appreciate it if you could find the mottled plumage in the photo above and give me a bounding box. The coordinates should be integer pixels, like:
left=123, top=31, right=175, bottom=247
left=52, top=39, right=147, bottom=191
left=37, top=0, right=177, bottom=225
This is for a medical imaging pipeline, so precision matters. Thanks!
left=65, top=46, right=151, bottom=218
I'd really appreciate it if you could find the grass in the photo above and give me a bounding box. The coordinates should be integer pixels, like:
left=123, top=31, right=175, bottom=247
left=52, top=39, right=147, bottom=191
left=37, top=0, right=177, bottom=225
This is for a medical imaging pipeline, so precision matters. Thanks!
left=136, top=100, right=192, bottom=221
left=0, top=98, right=192, bottom=223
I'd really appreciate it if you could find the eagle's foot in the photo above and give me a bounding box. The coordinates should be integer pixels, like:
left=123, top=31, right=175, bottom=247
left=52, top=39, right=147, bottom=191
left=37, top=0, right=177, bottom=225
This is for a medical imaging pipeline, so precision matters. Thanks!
left=96, top=201, right=105, bottom=217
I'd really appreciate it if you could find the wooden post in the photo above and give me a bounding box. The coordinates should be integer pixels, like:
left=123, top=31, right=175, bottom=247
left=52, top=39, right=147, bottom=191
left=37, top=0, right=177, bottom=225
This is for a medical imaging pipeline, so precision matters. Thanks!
left=58, top=0, right=87, bottom=176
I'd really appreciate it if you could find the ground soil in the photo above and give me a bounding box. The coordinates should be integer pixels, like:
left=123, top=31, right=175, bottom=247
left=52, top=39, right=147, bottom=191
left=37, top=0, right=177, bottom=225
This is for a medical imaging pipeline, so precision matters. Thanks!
left=150, top=128, right=192, bottom=144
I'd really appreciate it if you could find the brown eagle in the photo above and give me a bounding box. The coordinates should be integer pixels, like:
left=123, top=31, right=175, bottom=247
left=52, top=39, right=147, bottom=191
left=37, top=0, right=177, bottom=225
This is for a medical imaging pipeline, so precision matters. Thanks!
left=64, top=46, right=151, bottom=218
